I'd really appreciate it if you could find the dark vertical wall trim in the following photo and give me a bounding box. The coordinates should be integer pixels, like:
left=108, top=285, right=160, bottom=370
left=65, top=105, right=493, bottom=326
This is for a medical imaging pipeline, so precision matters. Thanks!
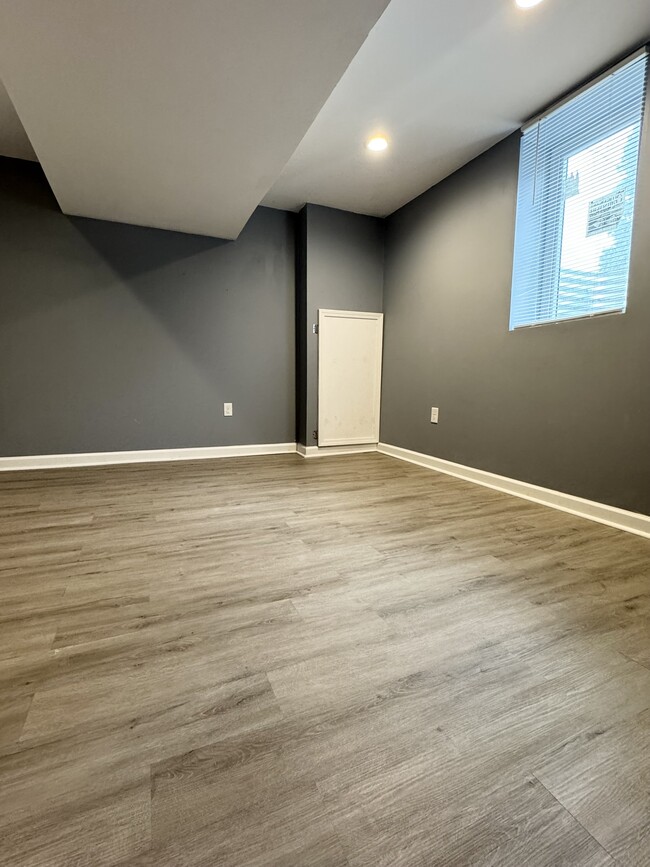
left=381, top=120, right=650, bottom=515
left=0, top=157, right=295, bottom=456
left=295, top=207, right=308, bottom=445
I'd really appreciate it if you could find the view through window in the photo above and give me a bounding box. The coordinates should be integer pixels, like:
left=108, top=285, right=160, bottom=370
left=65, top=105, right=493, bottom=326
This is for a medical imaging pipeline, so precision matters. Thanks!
left=510, top=52, right=648, bottom=329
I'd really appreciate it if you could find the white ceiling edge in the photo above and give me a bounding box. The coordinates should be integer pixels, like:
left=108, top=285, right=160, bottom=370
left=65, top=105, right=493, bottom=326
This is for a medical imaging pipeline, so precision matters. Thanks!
left=0, top=0, right=390, bottom=239
left=263, top=0, right=650, bottom=218
left=0, top=79, right=37, bottom=162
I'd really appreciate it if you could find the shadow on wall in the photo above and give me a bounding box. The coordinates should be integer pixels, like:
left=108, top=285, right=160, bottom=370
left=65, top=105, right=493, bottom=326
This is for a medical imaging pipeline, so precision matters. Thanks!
left=70, top=215, right=227, bottom=281
left=0, top=156, right=295, bottom=453
left=67, top=203, right=294, bottom=396
left=0, top=157, right=235, bottom=394
left=67, top=214, right=232, bottom=377
left=0, top=157, right=227, bottom=329
left=0, top=155, right=293, bottom=388
left=65, top=215, right=239, bottom=403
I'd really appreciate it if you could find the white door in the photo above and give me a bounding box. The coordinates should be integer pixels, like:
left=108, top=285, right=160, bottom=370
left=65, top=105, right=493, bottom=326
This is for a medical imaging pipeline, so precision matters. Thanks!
left=318, top=309, right=384, bottom=447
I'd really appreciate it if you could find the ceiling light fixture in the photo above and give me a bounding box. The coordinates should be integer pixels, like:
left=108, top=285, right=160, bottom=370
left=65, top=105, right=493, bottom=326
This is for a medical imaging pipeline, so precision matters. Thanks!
left=515, top=0, right=544, bottom=8
left=367, top=136, right=388, bottom=152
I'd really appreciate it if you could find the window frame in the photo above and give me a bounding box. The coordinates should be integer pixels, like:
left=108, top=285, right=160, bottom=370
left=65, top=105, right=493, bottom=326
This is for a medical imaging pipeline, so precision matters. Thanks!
left=509, top=51, right=648, bottom=331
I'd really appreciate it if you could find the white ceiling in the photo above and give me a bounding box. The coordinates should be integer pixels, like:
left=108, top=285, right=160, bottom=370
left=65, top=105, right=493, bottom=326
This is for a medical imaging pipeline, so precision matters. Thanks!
left=0, top=0, right=389, bottom=239
left=264, top=0, right=650, bottom=216
left=1, top=0, right=649, bottom=233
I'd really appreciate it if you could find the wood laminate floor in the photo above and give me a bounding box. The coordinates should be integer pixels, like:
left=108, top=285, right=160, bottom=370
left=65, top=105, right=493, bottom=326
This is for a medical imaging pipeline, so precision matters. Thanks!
left=0, top=453, right=649, bottom=866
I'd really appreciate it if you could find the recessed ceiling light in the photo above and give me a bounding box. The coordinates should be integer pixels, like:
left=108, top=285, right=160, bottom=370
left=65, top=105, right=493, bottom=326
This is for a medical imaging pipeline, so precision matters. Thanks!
left=367, top=136, right=388, bottom=152
left=516, top=0, right=544, bottom=8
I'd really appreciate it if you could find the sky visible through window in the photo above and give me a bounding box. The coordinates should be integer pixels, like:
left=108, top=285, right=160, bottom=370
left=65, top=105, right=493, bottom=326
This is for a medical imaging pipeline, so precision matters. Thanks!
left=510, top=51, right=646, bottom=329
left=557, top=123, right=639, bottom=318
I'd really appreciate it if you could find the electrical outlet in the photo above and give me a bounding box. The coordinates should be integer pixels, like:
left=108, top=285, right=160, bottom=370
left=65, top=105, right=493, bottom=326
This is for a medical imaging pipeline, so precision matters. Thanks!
left=430, top=407, right=439, bottom=424
left=224, top=403, right=233, bottom=417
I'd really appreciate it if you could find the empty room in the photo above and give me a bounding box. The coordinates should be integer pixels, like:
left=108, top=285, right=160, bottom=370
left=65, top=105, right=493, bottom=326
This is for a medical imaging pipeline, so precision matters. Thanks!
left=1, top=1, right=649, bottom=865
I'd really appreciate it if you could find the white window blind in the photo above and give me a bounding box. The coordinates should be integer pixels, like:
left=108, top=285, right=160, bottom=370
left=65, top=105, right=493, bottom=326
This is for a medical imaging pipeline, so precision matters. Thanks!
left=510, top=50, right=648, bottom=330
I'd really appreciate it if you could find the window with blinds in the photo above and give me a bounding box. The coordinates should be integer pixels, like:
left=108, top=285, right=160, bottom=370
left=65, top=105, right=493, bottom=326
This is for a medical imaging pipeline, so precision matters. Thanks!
left=510, top=50, right=648, bottom=330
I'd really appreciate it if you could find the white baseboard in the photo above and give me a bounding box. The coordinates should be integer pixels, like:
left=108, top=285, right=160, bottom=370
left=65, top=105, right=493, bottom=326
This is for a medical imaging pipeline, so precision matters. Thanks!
left=0, top=442, right=297, bottom=472
left=4, top=439, right=647, bottom=540
left=378, top=442, right=650, bottom=540
left=297, top=443, right=378, bottom=458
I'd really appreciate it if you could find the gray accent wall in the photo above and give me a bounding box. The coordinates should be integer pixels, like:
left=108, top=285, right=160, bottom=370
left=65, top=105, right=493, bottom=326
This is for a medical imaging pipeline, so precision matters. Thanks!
left=381, top=130, right=650, bottom=516
left=296, top=204, right=384, bottom=445
left=0, top=157, right=295, bottom=456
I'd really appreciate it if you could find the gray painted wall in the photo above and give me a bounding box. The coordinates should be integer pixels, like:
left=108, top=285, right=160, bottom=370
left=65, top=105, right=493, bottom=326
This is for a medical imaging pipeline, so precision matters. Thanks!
left=298, top=204, right=384, bottom=444
left=0, top=157, right=295, bottom=455
left=381, top=129, right=650, bottom=516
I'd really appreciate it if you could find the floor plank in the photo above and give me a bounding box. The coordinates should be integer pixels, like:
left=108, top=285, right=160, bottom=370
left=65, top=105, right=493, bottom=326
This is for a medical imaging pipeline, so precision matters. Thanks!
left=0, top=453, right=648, bottom=866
